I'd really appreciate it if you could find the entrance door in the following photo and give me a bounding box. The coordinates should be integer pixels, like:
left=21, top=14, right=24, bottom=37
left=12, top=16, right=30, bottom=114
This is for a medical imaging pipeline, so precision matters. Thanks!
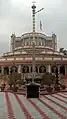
left=10, top=66, right=17, bottom=73
left=60, top=65, right=65, bottom=75
left=4, top=67, right=9, bottom=75
left=39, top=66, right=46, bottom=73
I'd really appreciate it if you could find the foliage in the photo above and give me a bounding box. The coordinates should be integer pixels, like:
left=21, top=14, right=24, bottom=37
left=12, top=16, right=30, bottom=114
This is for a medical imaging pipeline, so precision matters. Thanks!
left=42, top=72, right=56, bottom=86
left=59, top=48, right=67, bottom=55
left=8, top=72, right=21, bottom=87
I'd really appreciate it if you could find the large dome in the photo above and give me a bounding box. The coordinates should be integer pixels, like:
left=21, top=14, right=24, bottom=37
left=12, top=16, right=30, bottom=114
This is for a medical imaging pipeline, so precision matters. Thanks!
left=11, top=32, right=57, bottom=52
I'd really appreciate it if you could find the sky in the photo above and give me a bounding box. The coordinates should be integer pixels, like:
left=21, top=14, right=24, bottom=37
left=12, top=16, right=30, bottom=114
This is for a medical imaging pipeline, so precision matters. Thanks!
left=0, top=0, right=67, bottom=54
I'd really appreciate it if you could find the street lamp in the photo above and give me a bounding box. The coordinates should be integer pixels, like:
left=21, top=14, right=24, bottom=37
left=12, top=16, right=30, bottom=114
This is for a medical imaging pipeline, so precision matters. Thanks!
left=31, top=3, right=44, bottom=83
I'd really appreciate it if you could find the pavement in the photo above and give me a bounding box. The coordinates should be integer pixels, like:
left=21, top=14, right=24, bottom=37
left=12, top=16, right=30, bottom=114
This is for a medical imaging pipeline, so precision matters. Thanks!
left=0, top=78, right=67, bottom=119
left=0, top=92, right=67, bottom=119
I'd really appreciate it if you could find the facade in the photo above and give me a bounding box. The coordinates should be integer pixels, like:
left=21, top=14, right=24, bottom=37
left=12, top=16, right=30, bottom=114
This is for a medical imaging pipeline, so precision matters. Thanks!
left=11, top=32, right=57, bottom=52
left=0, top=32, right=67, bottom=79
left=0, top=3, right=67, bottom=79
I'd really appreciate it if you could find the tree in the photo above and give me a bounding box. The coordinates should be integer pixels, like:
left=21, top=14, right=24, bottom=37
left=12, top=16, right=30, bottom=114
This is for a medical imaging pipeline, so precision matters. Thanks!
left=8, top=72, right=21, bottom=91
left=63, top=50, right=67, bottom=55
left=42, top=72, right=56, bottom=86
left=59, top=48, right=67, bottom=55
left=59, top=48, right=64, bottom=53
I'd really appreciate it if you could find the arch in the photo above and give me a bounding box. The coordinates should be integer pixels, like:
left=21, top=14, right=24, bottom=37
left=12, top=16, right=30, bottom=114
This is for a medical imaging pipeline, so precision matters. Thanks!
left=39, top=65, right=46, bottom=73
left=23, top=66, right=29, bottom=73
left=4, top=67, right=9, bottom=75
left=51, top=65, right=58, bottom=78
left=60, top=65, right=65, bottom=75
left=51, top=65, right=58, bottom=84
left=10, top=66, right=18, bottom=73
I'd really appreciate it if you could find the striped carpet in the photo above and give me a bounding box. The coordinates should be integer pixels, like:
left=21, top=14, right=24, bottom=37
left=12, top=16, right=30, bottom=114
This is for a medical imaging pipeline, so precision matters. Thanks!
left=0, top=92, right=67, bottom=119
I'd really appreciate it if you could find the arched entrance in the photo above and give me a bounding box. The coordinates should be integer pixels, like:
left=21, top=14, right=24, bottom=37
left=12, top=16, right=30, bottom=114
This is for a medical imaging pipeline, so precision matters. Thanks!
left=51, top=65, right=58, bottom=84
left=23, top=66, right=29, bottom=73
left=39, top=66, right=46, bottom=73
left=60, top=65, right=65, bottom=75
left=10, top=66, right=18, bottom=73
left=4, top=67, right=9, bottom=75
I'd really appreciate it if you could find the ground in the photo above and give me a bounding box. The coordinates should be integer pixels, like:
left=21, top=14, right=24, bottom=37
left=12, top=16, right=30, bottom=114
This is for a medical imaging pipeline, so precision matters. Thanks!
left=0, top=92, right=67, bottom=119
left=0, top=78, right=67, bottom=119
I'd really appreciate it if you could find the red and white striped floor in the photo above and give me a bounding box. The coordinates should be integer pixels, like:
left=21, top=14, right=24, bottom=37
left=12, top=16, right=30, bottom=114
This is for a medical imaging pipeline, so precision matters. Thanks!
left=0, top=92, right=67, bottom=119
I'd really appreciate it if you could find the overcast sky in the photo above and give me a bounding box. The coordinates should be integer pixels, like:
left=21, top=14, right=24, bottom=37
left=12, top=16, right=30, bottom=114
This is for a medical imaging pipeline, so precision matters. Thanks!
left=0, top=0, right=67, bottom=54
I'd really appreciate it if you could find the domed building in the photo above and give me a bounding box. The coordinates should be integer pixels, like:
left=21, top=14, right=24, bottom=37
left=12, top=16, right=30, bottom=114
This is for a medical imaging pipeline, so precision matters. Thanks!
left=0, top=31, right=67, bottom=77
left=0, top=4, right=67, bottom=80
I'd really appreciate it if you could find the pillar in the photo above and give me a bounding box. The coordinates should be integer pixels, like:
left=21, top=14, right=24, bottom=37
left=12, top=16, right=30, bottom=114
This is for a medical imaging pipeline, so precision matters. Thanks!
left=38, top=66, right=40, bottom=73
left=29, top=66, right=31, bottom=73
left=18, top=65, right=21, bottom=73
left=47, top=65, right=51, bottom=73
left=1, top=66, right=4, bottom=75
left=9, top=66, right=11, bottom=74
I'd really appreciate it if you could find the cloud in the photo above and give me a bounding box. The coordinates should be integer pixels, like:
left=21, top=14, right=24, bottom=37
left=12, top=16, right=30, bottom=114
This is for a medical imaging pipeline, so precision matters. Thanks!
left=0, top=0, right=12, bottom=18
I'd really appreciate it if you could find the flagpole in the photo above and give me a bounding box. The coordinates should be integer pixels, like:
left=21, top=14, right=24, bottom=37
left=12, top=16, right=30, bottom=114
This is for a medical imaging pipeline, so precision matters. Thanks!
left=31, top=3, right=44, bottom=83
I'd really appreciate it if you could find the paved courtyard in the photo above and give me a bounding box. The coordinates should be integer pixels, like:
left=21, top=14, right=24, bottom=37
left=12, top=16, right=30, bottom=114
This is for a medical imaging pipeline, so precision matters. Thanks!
left=0, top=92, right=67, bottom=119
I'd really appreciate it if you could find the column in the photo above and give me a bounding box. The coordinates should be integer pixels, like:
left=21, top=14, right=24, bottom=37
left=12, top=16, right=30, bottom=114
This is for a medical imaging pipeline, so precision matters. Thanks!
left=9, top=66, right=11, bottom=74
left=38, top=66, right=40, bottom=73
left=29, top=66, right=31, bottom=73
left=1, top=66, right=4, bottom=75
left=18, top=65, right=21, bottom=73
left=47, top=65, right=51, bottom=73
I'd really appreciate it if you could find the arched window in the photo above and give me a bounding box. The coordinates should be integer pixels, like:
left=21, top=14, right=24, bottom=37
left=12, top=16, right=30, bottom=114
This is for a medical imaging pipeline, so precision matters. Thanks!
left=10, top=66, right=17, bottom=73
left=51, top=65, right=58, bottom=78
left=4, top=67, right=9, bottom=75
left=39, top=66, right=46, bottom=73
left=23, top=66, right=29, bottom=73
left=60, top=65, right=65, bottom=75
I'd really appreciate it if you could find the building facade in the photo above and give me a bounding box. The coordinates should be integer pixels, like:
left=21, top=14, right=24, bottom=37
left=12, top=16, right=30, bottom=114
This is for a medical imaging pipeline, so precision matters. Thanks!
left=0, top=32, right=67, bottom=79
left=11, top=32, right=57, bottom=52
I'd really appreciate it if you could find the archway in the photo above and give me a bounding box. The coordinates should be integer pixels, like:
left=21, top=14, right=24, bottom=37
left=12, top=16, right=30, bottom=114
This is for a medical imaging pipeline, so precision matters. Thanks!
left=4, top=67, right=9, bottom=75
left=60, top=65, right=65, bottom=75
left=39, top=66, right=46, bottom=73
left=23, top=66, right=29, bottom=73
left=10, top=66, right=18, bottom=74
left=51, top=65, right=58, bottom=78
left=51, top=65, right=58, bottom=85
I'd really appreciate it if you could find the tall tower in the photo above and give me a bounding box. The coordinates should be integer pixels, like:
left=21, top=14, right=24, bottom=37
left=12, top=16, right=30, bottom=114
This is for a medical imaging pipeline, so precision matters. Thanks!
left=31, top=2, right=36, bottom=33
left=31, top=2, right=36, bottom=82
